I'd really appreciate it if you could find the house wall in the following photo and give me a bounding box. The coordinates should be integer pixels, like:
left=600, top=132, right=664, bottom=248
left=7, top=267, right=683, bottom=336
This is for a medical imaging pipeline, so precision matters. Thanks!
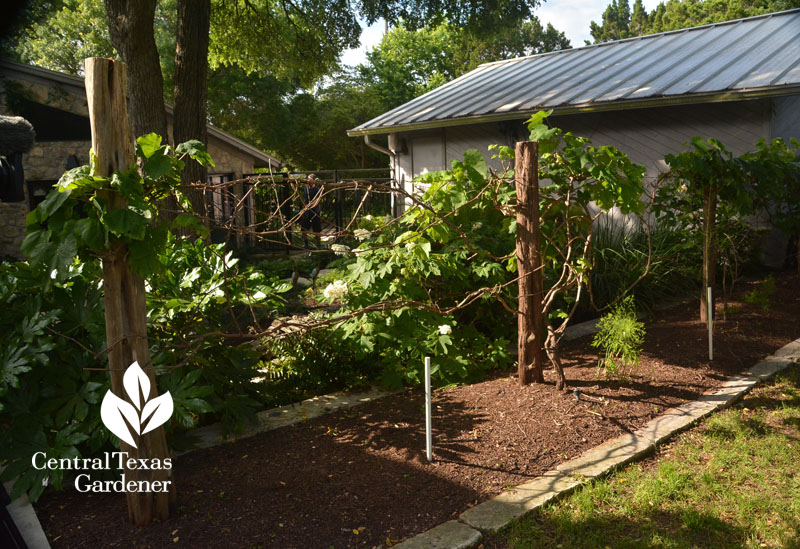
left=392, top=122, right=514, bottom=203
left=389, top=96, right=797, bottom=267
left=391, top=98, right=779, bottom=202
left=551, top=99, right=772, bottom=187
left=772, top=95, right=800, bottom=144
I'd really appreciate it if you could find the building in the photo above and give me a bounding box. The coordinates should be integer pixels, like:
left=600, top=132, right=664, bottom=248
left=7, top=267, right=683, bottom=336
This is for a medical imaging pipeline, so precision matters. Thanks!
left=0, top=59, right=281, bottom=258
left=349, top=9, right=800, bottom=200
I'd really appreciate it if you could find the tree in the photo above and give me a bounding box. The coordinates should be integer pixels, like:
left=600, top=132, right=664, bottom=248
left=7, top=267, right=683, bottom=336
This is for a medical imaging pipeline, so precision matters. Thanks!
left=173, top=0, right=210, bottom=204
left=104, top=0, right=168, bottom=138
left=653, top=137, right=789, bottom=322
left=590, top=0, right=632, bottom=42
left=362, top=18, right=570, bottom=111
left=590, top=0, right=800, bottom=42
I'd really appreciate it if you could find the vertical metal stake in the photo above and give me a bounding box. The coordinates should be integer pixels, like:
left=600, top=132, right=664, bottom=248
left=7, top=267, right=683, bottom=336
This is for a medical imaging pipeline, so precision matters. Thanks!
left=707, top=286, right=713, bottom=361
left=425, top=356, right=432, bottom=462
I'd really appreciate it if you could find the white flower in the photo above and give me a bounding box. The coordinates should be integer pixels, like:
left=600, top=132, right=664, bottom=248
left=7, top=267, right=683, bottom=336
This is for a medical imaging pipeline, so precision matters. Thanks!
left=472, top=222, right=483, bottom=230
left=353, top=247, right=365, bottom=256
left=365, top=214, right=373, bottom=221
left=438, top=324, right=452, bottom=335
left=323, top=280, right=348, bottom=300
left=331, top=244, right=350, bottom=256
left=354, top=228, right=371, bottom=241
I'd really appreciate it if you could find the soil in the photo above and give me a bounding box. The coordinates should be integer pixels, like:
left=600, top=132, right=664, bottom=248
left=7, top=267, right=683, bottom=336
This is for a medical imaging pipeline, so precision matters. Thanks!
left=35, top=271, right=800, bottom=548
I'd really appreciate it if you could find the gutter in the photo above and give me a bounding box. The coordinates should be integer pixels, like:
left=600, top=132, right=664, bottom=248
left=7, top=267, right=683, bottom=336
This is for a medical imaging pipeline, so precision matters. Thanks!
left=347, top=85, right=800, bottom=136
left=363, top=134, right=394, bottom=159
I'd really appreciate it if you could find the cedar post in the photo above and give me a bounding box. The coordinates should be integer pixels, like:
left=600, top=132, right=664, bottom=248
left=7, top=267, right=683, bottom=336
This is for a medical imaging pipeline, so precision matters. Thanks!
left=84, top=57, right=175, bottom=525
left=515, top=141, right=545, bottom=385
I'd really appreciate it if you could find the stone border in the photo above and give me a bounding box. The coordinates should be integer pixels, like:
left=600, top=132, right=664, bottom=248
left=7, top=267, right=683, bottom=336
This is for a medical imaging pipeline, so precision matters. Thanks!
left=395, top=338, right=800, bottom=548
left=3, top=478, right=51, bottom=549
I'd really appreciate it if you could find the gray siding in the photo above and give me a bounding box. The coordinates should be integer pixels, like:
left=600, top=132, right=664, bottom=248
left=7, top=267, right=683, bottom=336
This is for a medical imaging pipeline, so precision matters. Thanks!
left=772, top=95, right=800, bottom=144
left=394, top=99, right=778, bottom=193
left=550, top=99, right=772, bottom=186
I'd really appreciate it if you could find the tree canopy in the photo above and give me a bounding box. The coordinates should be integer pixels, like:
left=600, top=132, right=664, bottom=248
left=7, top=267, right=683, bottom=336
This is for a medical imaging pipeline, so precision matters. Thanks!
left=590, top=0, right=800, bottom=43
left=1, top=0, right=572, bottom=170
left=361, top=19, right=570, bottom=110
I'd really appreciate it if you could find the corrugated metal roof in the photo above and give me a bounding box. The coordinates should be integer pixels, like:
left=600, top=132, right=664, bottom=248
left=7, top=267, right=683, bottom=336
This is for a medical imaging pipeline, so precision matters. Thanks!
left=349, top=9, right=800, bottom=136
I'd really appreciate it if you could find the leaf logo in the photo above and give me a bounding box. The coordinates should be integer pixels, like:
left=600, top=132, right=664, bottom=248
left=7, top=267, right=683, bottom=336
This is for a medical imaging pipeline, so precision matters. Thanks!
left=100, top=361, right=173, bottom=449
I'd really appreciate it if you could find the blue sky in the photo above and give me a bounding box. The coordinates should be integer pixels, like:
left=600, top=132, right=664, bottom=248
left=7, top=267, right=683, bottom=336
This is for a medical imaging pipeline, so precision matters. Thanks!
left=340, top=0, right=664, bottom=66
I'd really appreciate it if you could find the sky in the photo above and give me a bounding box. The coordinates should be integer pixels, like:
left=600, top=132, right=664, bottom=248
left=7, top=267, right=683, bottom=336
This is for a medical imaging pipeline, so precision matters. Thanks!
left=339, top=0, right=664, bottom=67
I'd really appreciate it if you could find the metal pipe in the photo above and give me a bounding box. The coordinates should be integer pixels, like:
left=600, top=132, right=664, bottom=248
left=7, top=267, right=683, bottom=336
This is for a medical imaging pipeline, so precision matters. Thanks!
left=364, top=134, right=398, bottom=215
left=707, top=286, right=713, bottom=361
left=425, top=356, right=432, bottom=462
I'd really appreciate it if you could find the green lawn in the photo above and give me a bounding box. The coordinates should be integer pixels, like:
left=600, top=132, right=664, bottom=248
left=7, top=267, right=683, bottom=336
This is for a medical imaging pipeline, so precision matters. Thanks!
left=499, top=364, right=800, bottom=549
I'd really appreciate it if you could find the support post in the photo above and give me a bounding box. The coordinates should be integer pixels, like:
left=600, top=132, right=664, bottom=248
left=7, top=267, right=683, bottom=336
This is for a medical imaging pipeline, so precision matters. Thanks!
left=85, top=57, right=175, bottom=526
left=707, top=286, right=713, bottom=361
left=424, top=356, right=432, bottom=462
left=515, top=141, right=545, bottom=385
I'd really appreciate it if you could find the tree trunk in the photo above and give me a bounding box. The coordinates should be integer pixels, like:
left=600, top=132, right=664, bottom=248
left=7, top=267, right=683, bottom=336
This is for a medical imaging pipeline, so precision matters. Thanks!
left=173, top=0, right=211, bottom=218
left=545, top=327, right=567, bottom=391
left=104, top=0, right=168, bottom=140
left=515, top=141, right=545, bottom=385
left=700, top=183, right=717, bottom=322
left=85, top=57, right=175, bottom=526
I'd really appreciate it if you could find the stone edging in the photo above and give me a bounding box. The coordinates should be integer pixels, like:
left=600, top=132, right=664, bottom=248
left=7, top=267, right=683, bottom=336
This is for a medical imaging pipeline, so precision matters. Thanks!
left=394, top=337, right=800, bottom=548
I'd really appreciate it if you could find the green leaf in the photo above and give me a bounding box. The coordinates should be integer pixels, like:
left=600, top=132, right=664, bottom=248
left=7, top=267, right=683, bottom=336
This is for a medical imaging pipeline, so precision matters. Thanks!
left=137, top=133, right=164, bottom=159
left=172, top=213, right=210, bottom=238
left=20, top=229, right=53, bottom=263
left=36, top=188, right=71, bottom=220
left=176, top=139, right=215, bottom=167
left=52, top=233, right=78, bottom=278
left=104, top=209, right=148, bottom=240
left=143, top=152, right=174, bottom=180
left=73, top=218, right=105, bottom=250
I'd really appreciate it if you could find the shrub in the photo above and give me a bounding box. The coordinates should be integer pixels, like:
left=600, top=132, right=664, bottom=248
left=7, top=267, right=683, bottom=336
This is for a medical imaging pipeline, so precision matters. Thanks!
left=329, top=150, right=515, bottom=387
left=261, top=327, right=380, bottom=405
left=742, top=274, right=775, bottom=310
left=589, top=218, right=701, bottom=313
left=592, top=296, right=645, bottom=380
left=0, top=235, right=292, bottom=501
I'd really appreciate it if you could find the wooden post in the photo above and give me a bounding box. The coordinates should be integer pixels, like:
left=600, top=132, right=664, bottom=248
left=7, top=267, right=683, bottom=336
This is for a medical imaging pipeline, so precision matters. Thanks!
left=85, top=57, right=175, bottom=526
left=515, top=141, right=545, bottom=385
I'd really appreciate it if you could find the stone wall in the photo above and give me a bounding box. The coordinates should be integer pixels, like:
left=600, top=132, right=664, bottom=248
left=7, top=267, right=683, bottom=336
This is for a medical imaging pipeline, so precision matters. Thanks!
left=0, top=201, right=28, bottom=259
left=207, top=140, right=255, bottom=178
left=23, top=140, right=91, bottom=180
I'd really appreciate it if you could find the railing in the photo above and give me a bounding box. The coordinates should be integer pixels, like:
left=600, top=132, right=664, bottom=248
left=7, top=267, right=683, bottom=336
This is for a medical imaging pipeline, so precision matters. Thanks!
left=221, top=168, right=394, bottom=252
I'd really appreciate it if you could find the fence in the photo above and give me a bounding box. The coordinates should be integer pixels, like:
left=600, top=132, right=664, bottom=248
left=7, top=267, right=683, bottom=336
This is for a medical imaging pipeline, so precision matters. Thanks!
left=209, top=168, right=395, bottom=252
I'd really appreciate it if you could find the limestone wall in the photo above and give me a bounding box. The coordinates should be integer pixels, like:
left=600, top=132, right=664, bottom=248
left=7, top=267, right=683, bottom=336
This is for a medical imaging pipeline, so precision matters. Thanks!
left=23, top=140, right=91, bottom=180
left=0, top=201, right=28, bottom=259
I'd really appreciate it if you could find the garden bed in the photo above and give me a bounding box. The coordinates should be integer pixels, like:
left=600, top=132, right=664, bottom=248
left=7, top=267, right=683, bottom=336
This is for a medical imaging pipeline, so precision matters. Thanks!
left=35, top=271, right=800, bottom=548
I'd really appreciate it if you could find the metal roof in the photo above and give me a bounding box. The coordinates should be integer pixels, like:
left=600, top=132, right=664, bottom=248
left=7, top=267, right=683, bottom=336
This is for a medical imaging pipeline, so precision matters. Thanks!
left=0, top=59, right=282, bottom=168
left=349, top=9, right=800, bottom=136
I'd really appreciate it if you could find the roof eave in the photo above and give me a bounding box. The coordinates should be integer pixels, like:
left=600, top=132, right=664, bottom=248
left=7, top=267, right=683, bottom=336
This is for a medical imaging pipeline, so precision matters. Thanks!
left=346, top=86, right=800, bottom=137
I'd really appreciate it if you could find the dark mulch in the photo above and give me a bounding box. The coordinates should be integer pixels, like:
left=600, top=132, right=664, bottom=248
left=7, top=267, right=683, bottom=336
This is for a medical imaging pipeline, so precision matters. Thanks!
left=35, top=272, right=800, bottom=548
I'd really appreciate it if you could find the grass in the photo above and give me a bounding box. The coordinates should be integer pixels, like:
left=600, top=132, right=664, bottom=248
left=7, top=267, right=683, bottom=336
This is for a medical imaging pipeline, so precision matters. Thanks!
left=499, top=364, right=800, bottom=549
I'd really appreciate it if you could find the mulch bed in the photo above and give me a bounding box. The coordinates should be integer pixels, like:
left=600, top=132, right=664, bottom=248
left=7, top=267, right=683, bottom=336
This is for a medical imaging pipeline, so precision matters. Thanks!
left=35, top=271, right=800, bottom=548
